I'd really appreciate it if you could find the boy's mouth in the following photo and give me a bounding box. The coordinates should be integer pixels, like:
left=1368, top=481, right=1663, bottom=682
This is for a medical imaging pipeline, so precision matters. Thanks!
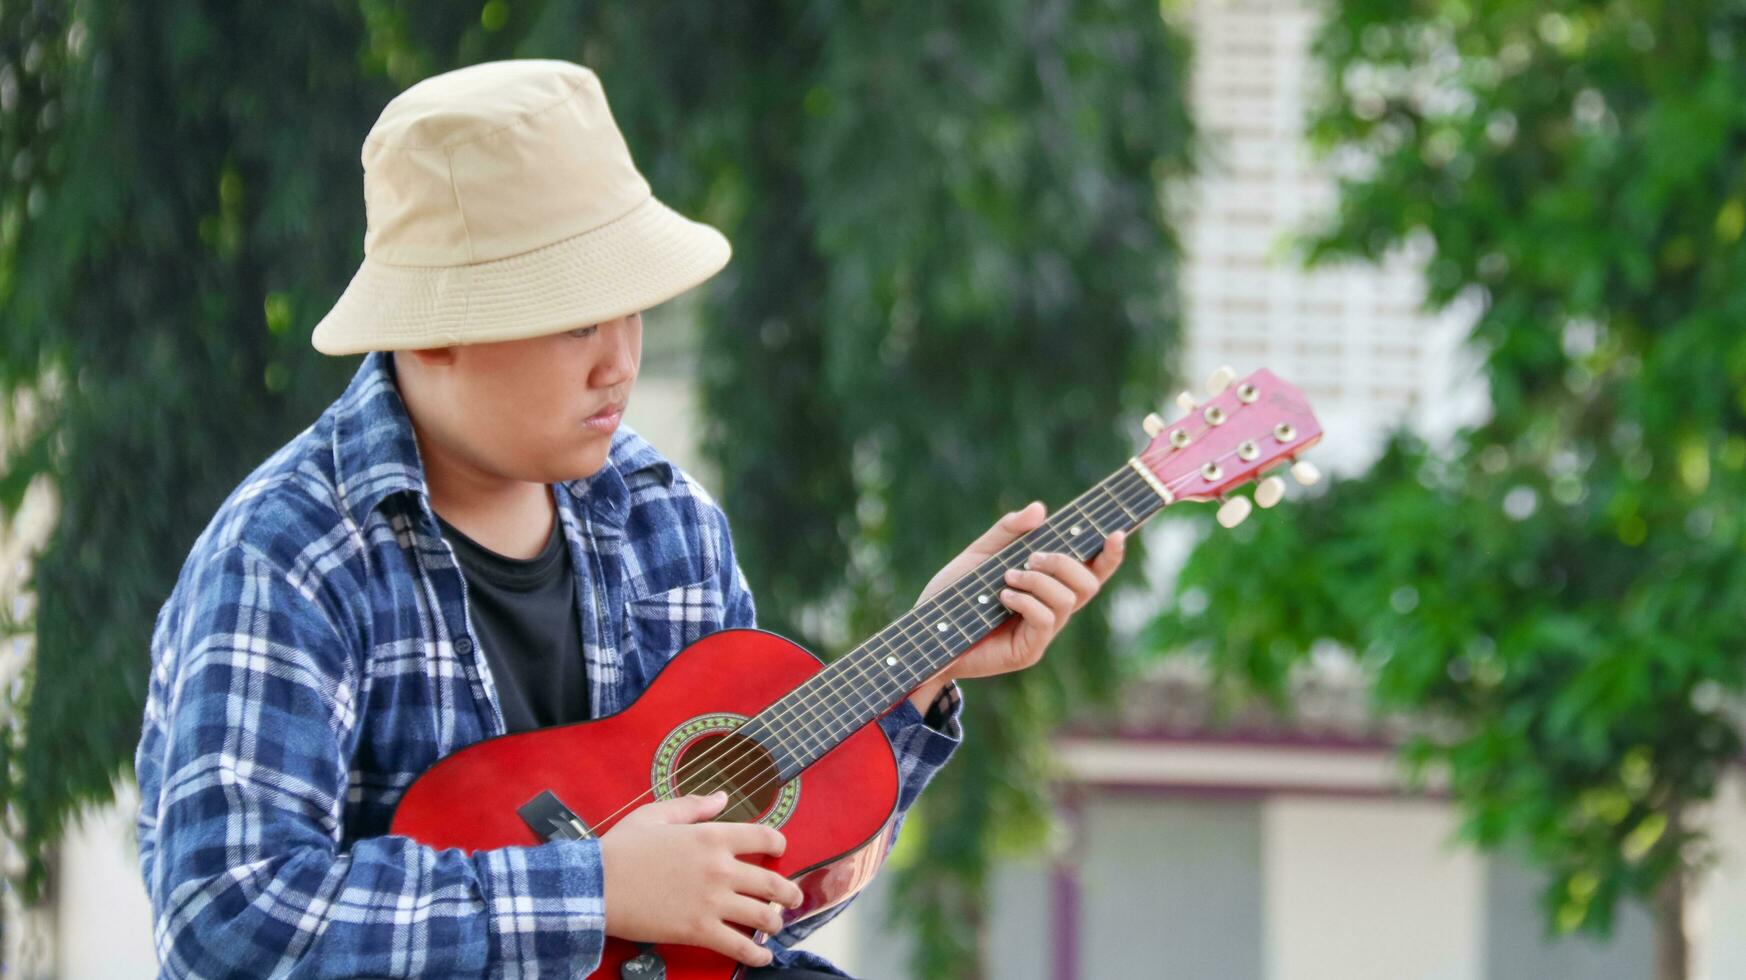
left=584, top=402, right=624, bottom=432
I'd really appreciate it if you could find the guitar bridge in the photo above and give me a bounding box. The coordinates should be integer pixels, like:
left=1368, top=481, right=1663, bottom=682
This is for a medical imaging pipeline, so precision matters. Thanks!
left=518, top=789, right=593, bottom=841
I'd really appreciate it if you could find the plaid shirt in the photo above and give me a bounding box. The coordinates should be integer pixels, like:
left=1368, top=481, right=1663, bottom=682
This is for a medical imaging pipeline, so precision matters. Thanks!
left=135, top=352, right=961, bottom=978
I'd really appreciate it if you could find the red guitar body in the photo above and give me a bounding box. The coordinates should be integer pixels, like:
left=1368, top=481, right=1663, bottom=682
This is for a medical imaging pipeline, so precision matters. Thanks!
left=391, top=628, right=901, bottom=980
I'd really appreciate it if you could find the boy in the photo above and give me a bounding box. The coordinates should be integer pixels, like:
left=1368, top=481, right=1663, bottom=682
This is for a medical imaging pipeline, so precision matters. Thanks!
left=136, top=59, right=1123, bottom=978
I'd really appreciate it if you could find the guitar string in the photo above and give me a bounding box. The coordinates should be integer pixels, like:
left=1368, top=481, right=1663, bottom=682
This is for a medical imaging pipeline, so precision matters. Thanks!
left=747, top=472, right=1138, bottom=737
left=724, top=416, right=1257, bottom=771
left=591, top=474, right=1161, bottom=829
left=704, top=449, right=1248, bottom=820
left=587, top=433, right=1245, bottom=832
left=586, top=414, right=1265, bottom=832
left=716, top=403, right=1305, bottom=806
left=650, top=429, right=1251, bottom=826
left=581, top=466, right=1172, bottom=831
left=695, top=473, right=1160, bottom=817
left=752, top=468, right=1158, bottom=753
left=585, top=404, right=1277, bottom=830
left=736, top=431, right=1205, bottom=758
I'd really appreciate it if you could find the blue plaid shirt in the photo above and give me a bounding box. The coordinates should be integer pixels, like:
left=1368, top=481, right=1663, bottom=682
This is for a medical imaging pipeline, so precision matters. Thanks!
left=135, top=352, right=961, bottom=978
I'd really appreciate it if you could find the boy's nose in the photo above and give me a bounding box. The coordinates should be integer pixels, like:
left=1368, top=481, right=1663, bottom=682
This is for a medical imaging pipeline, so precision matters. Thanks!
left=591, top=316, right=638, bottom=387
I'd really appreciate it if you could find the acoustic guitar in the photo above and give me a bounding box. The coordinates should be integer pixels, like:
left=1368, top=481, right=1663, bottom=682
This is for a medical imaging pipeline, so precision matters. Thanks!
left=391, top=366, right=1324, bottom=978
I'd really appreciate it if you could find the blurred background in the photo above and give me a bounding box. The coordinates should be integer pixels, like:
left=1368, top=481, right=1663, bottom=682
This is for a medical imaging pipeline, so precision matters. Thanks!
left=3, top=0, right=1744, bottom=978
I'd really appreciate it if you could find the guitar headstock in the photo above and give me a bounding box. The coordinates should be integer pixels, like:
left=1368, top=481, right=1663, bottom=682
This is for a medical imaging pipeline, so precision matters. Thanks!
left=1136, top=366, right=1323, bottom=527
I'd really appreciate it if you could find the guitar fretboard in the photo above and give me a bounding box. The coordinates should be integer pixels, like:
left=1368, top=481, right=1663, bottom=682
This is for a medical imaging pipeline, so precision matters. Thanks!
left=749, top=461, right=1170, bottom=779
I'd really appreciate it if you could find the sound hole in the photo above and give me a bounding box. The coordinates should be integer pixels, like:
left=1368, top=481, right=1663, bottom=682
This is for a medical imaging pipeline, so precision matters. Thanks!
left=673, top=732, right=780, bottom=823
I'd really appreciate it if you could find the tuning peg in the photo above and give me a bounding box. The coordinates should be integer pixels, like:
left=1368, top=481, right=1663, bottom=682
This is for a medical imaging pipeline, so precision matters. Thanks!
left=1216, top=496, right=1253, bottom=528
left=1255, top=476, right=1286, bottom=508
left=1291, top=460, right=1322, bottom=487
left=1176, top=391, right=1197, bottom=414
left=1206, top=365, right=1235, bottom=396
left=1142, top=412, right=1166, bottom=437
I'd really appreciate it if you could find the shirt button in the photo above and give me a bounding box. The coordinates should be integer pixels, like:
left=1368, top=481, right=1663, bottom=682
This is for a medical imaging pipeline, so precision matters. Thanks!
left=455, top=637, right=474, bottom=655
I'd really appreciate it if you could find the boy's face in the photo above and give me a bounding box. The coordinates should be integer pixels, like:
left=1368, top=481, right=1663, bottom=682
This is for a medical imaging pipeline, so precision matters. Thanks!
left=396, top=312, right=642, bottom=486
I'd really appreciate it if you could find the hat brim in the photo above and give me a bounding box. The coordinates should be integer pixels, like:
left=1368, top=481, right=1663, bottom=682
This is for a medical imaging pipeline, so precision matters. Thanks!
left=311, top=195, right=731, bottom=355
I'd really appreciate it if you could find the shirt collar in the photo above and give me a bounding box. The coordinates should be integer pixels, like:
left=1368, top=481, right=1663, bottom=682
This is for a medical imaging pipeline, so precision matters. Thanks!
left=558, top=417, right=675, bottom=529
left=331, top=351, right=676, bottom=528
left=331, top=352, right=427, bottom=528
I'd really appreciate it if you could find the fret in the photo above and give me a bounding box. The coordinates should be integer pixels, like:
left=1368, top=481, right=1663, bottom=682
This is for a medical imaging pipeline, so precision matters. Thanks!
left=1120, top=467, right=1165, bottom=517
left=1058, top=508, right=1104, bottom=560
left=1104, top=473, right=1151, bottom=527
left=935, top=602, right=978, bottom=646
left=880, top=645, right=911, bottom=677
left=1057, top=521, right=1096, bottom=560
left=1075, top=503, right=1103, bottom=534
left=914, top=618, right=956, bottom=656
left=848, top=645, right=900, bottom=705
left=1107, top=482, right=1138, bottom=521
left=964, top=585, right=1003, bottom=627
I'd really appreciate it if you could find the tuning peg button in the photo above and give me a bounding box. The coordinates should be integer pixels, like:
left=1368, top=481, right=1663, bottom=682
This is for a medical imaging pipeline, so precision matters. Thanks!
left=1255, top=476, right=1286, bottom=508
left=1291, top=461, right=1322, bottom=487
left=1207, top=365, right=1235, bottom=396
left=1142, top=412, right=1166, bottom=437
left=1216, top=496, right=1253, bottom=528
left=1175, top=391, right=1197, bottom=414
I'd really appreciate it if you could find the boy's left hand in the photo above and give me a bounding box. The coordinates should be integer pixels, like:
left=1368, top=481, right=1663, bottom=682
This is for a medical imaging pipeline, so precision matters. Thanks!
left=906, top=501, right=1126, bottom=712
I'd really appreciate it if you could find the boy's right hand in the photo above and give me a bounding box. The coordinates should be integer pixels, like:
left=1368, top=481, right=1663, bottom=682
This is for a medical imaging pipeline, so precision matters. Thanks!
left=599, top=791, right=805, bottom=967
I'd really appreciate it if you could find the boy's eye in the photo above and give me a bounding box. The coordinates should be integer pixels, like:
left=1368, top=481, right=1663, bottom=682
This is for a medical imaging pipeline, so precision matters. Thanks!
left=568, top=325, right=599, bottom=339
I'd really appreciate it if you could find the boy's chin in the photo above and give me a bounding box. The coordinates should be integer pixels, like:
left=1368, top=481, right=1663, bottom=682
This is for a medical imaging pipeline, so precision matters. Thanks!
left=543, top=448, right=612, bottom=484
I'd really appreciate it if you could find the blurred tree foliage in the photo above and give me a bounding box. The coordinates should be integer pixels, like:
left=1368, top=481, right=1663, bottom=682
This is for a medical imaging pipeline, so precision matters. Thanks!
left=1148, top=1, right=1746, bottom=975
left=0, top=0, right=387, bottom=899
left=2, top=1, right=1189, bottom=976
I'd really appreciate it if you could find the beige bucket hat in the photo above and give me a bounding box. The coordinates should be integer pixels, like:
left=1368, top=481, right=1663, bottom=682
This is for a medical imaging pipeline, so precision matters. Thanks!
left=312, top=59, right=730, bottom=355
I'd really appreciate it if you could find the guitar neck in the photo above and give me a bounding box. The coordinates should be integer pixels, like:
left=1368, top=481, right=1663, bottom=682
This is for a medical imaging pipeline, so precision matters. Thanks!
left=752, top=458, right=1173, bottom=779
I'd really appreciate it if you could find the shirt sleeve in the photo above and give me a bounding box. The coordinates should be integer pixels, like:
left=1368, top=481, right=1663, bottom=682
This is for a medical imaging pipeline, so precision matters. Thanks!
left=135, top=542, right=607, bottom=978
left=710, top=499, right=758, bottom=632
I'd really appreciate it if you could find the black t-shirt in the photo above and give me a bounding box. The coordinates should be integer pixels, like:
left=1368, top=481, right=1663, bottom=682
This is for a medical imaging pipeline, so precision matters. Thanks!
left=435, top=511, right=590, bottom=733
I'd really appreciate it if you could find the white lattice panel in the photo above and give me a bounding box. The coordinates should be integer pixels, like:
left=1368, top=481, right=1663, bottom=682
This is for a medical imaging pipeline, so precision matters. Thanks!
left=1177, top=0, right=1485, bottom=473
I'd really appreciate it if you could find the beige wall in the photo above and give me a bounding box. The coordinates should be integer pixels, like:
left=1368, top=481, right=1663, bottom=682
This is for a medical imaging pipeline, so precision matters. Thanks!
left=54, top=786, right=156, bottom=978
left=1696, top=775, right=1746, bottom=980
left=1264, top=797, right=1483, bottom=980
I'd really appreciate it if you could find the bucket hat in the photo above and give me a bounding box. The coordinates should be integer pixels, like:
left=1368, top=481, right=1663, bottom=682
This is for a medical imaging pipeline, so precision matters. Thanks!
left=312, top=59, right=730, bottom=354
